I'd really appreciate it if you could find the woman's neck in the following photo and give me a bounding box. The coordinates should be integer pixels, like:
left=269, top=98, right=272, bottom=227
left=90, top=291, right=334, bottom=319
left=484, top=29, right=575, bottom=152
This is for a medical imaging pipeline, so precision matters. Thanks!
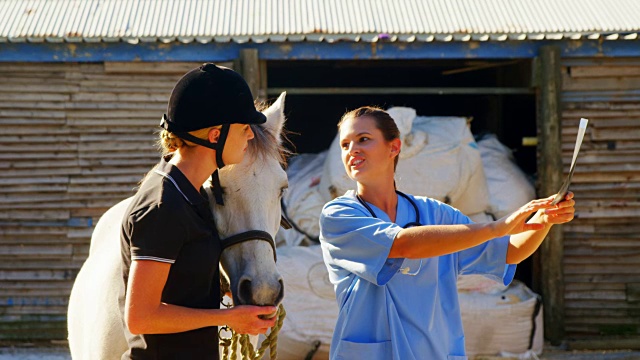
left=356, top=177, right=398, bottom=222
left=169, top=149, right=217, bottom=191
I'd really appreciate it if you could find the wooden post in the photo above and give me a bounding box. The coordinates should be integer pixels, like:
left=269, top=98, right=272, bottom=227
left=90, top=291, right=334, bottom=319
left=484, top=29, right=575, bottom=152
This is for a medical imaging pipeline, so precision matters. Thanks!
left=239, top=49, right=260, bottom=101
left=536, top=45, right=565, bottom=345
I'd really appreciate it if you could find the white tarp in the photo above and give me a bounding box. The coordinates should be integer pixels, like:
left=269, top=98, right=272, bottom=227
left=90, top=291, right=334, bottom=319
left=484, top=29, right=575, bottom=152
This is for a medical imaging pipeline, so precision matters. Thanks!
left=274, top=245, right=335, bottom=360
left=319, top=107, right=490, bottom=216
left=276, top=152, right=327, bottom=247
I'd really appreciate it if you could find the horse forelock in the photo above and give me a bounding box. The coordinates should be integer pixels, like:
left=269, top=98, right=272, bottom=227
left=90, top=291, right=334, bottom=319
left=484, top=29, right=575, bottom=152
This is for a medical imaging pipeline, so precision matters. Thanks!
left=248, top=124, right=290, bottom=168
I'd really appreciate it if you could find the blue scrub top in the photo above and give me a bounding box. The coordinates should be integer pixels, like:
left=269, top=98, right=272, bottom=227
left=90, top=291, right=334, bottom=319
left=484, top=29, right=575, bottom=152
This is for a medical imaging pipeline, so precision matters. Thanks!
left=319, top=190, right=517, bottom=360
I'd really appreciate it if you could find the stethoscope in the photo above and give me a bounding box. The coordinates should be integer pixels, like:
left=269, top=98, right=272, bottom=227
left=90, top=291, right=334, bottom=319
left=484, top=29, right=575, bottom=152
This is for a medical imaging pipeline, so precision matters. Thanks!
left=355, top=190, right=424, bottom=276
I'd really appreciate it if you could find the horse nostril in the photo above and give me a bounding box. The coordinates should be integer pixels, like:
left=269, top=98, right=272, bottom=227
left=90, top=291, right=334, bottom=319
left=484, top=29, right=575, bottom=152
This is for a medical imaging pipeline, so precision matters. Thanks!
left=238, top=278, right=252, bottom=305
left=275, top=279, right=284, bottom=305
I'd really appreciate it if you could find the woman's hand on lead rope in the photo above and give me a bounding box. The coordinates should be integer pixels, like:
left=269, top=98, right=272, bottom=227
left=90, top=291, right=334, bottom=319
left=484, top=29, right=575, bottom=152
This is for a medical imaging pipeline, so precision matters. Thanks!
left=493, top=196, right=556, bottom=236
left=224, top=305, right=278, bottom=335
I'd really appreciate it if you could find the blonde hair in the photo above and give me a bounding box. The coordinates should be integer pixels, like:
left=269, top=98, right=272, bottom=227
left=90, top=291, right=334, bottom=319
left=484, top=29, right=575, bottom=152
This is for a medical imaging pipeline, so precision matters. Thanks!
left=158, top=126, right=222, bottom=155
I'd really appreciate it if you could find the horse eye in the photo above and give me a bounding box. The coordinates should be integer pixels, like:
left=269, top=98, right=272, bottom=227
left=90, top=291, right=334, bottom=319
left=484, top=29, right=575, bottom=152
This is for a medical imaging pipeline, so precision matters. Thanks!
left=280, top=187, right=288, bottom=197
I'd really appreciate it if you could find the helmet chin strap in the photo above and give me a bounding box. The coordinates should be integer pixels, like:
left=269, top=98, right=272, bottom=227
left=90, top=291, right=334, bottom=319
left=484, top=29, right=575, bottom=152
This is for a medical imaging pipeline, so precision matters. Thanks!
left=175, top=124, right=230, bottom=206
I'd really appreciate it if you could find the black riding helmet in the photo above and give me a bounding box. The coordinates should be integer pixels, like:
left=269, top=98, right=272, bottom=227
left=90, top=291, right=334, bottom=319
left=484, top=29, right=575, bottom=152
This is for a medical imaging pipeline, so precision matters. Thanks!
left=160, top=63, right=266, bottom=169
left=160, top=63, right=266, bottom=205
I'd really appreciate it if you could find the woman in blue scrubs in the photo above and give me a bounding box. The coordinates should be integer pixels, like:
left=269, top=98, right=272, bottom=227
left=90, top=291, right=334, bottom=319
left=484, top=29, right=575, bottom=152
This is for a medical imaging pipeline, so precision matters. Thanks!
left=319, top=106, right=575, bottom=360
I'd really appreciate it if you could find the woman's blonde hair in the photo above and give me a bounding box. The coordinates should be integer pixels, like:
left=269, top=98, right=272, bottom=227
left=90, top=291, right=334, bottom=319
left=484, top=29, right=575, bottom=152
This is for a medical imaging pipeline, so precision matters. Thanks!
left=158, top=125, right=222, bottom=155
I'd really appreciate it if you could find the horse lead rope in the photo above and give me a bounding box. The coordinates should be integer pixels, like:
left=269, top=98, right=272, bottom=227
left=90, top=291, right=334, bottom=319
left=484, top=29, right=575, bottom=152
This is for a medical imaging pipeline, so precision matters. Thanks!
left=220, top=304, right=287, bottom=360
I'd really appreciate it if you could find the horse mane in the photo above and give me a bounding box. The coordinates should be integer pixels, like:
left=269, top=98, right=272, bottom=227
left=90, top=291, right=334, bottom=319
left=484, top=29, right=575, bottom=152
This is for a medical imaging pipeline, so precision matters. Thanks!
left=248, top=124, right=290, bottom=168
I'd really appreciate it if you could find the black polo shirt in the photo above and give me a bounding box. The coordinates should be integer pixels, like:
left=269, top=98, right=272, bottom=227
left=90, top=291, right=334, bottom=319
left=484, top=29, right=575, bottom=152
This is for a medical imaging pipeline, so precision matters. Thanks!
left=120, top=156, right=221, bottom=360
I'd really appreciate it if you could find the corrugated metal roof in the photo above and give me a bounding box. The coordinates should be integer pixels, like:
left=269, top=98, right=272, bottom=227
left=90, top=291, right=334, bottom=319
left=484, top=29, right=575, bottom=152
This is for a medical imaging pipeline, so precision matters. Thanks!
left=1, top=0, right=639, bottom=44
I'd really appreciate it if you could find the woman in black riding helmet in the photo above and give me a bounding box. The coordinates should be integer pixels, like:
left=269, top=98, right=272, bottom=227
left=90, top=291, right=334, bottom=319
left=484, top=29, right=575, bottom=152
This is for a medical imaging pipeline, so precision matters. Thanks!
left=120, top=64, right=276, bottom=359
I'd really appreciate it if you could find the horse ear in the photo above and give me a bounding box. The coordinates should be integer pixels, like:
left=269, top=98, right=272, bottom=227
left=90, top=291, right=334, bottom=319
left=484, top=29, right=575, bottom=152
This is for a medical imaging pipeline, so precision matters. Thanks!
left=261, top=92, right=286, bottom=142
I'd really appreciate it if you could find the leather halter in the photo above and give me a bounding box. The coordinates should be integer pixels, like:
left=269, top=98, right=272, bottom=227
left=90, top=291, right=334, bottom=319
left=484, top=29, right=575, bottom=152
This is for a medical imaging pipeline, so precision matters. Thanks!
left=220, top=229, right=278, bottom=262
left=205, top=190, right=292, bottom=263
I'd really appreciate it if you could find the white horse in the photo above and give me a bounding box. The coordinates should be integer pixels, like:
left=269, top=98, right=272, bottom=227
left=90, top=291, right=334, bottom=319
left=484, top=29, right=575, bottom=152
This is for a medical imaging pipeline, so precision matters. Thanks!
left=67, top=93, right=289, bottom=359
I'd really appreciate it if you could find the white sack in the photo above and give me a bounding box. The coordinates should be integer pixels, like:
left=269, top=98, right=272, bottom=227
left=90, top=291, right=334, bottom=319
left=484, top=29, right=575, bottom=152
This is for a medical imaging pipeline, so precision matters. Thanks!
left=459, top=280, right=543, bottom=357
left=478, top=134, right=536, bottom=219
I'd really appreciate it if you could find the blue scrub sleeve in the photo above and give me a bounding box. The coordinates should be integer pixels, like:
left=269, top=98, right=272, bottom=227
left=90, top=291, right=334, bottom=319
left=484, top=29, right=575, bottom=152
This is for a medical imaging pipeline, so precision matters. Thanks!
left=457, top=235, right=517, bottom=286
left=442, top=207, right=516, bottom=286
left=319, top=200, right=404, bottom=286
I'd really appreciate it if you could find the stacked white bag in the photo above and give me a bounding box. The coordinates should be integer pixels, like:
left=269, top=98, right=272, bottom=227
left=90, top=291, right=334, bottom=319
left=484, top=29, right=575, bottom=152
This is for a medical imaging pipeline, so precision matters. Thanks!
left=458, top=280, right=544, bottom=358
left=477, top=133, right=536, bottom=219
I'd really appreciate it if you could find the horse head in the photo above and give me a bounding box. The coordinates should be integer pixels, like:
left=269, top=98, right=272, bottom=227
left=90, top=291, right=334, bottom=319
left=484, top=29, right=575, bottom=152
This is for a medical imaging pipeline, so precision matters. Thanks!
left=208, top=92, right=288, bottom=308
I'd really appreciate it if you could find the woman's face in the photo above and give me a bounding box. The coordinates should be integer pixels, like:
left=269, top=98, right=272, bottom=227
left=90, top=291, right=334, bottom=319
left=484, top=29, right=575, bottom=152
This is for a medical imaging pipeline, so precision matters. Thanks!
left=339, top=116, right=399, bottom=183
left=221, top=123, right=255, bottom=166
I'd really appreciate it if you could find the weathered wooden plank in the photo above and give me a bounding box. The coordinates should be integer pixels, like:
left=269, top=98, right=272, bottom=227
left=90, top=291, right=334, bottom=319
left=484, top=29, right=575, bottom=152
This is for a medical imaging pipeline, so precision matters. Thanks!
left=0, top=210, right=70, bottom=221
left=66, top=119, right=157, bottom=127
left=0, top=101, right=66, bottom=110
left=65, top=102, right=166, bottom=110
left=562, top=118, right=640, bottom=128
left=0, top=177, right=69, bottom=186
left=1, top=306, right=69, bottom=315
left=565, top=299, right=640, bottom=309
left=0, top=118, right=66, bottom=125
left=562, top=140, right=640, bottom=151
left=0, top=143, right=77, bottom=152
left=565, top=151, right=640, bottom=164
left=565, top=246, right=640, bottom=256
left=568, top=337, right=640, bottom=351
left=0, top=245, right=73, bottom=257
left=103, top=61, right=214, bottom=74
left=0, top=84, right=79, bottom=93
left=565, top=283, right=626, bottom=291
left=71, top=92, right=168, bottom=102
left=77, top=142, right=157, bottom=151
left=3, top=159, right=79, bottom=169
left=564, top=253, right=640, bottom=264
left=0, top=199, right=121, bottom=209
left=66, top=109, right=159, bottom=118
left=565, top=290, right=627, bottom=301
left=569, top=65, right=640, bottom=78
left=0, top=185, right=68, bottom=193
left=0, top=227, right=68, bottom=236
left=565, top=264, right=640, bottom=274
left=0, top=237, right=87, bottom=245
left=575, top=207, right=640, bottom=219
left=0, top=269, right=76, bottom=281
left=562, top=74, right=640, bottom=91
left=0, top=168, right=82, bottom=177
left=0, top=296, right=69, bottom=307
left=0, top=63, right=101, bottom=73
left=571, top=172, right=640, bottom=183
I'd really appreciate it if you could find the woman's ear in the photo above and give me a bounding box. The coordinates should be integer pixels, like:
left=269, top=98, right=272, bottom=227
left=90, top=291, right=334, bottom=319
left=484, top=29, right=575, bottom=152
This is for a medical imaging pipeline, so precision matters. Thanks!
left=208, top=128, right=221, bottom=144
left=390, top=138, right=402, bottom=157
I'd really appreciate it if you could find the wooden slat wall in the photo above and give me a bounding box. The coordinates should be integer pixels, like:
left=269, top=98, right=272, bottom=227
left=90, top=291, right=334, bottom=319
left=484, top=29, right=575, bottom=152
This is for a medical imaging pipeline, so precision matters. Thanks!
left=0, top=61, right=230, bottom=339
left=561, top=58, right=640, bottom=343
